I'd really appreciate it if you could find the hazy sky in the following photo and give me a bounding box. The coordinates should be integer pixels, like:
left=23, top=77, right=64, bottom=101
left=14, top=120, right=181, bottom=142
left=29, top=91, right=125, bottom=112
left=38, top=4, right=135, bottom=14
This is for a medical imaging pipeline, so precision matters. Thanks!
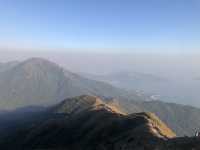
left=0, top=0, right=200, bottom=53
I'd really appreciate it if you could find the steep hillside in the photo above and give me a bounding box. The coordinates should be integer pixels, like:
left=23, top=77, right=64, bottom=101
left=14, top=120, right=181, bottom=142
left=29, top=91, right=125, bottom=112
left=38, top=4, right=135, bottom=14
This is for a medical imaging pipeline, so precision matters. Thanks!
left=0, top=58, right=140, bottom=109
left=138, top=100, right=200, bottom=136
left=113, top=99, right=200, bottom=136
left=1, top=95, right=200, bottom=150
left=1, top=58, right=200, bottom=137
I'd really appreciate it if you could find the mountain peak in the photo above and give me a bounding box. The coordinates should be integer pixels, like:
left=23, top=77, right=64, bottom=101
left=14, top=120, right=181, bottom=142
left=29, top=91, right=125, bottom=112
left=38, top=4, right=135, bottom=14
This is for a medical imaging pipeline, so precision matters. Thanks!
left=0, top=58, right=136, bottom=109
left=24, top=57, right=51, bottom=63
left=14, top=57, right=63, bottom=76
left=52, top=95, right=125, bottom=115
left=53, top=95, right=176, bottom=138
left=51, top=95, right=175, bottom=140
left=21, top=57, right=59, bottom=67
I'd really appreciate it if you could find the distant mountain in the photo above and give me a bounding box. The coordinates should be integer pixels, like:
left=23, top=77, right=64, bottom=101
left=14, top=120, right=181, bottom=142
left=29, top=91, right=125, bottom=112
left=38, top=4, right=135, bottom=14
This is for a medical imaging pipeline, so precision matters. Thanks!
left=81, top=71, right=200, bottom=105
left=0, top=58, right=145, bottom=109
left=81, top=71, right=167, bottom=90
left=1, top=58, right=200, bottom=137
left=0, top=95, right=199, bottom=150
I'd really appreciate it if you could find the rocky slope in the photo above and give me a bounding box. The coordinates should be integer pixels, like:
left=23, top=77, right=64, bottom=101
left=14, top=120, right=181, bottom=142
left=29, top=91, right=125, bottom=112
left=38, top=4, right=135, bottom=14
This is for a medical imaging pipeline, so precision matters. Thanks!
left=0, top=95, right=200, bottom=150
left=138, top=100, right=200, bottom=136
left=1, top=58, right=200, bottom=137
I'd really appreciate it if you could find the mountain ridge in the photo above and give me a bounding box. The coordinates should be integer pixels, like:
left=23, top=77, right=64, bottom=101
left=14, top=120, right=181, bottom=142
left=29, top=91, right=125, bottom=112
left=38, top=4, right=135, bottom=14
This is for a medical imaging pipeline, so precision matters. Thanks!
left=1, top=95, right=200, bottom=150
left=0, top=58, right=139, bottom=109
left=0, top=57, right=200, bottom=137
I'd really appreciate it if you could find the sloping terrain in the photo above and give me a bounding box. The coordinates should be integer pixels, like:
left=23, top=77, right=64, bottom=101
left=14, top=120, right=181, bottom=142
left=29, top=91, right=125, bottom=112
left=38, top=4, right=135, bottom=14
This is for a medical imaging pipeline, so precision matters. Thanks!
left=1, top=58, right=200, bottom=137
left=108, top=97, right=200, bottom=136
left=133, top=100, right=200, bottom=136
left=0, top=95, right=200, bottom=150
left=0, top=58, right=139, bottom=109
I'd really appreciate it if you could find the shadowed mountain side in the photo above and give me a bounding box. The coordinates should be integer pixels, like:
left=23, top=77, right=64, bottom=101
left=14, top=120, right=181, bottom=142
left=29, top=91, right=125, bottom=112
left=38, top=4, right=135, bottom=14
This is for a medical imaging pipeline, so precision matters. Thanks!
left=1, top=58, right=200, bottom=137
left=0, top=95, right=199, bottom=150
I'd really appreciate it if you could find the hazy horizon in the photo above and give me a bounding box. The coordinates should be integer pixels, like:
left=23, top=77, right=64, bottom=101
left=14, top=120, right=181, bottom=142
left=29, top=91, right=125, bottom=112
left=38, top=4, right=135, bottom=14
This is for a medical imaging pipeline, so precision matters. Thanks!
left=0, top=0, right=200, bottom=108
left=1, top=1, right=200, bottom=149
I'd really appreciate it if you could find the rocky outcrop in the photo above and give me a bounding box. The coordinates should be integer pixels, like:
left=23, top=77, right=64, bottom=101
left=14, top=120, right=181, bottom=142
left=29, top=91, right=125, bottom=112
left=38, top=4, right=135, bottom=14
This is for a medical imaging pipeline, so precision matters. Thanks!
left=0, top=95, right=200, bottom=150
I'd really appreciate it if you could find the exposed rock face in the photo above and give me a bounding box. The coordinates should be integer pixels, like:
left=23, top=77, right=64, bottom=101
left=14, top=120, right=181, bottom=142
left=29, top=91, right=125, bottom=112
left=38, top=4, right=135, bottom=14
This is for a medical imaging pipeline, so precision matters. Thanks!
left=0, top=95, right=199, bottom=150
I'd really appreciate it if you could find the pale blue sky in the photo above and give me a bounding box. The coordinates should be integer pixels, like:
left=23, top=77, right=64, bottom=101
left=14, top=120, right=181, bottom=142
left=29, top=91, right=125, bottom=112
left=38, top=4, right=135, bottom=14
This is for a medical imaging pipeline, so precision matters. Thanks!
left=0, top=0, right=200, bottom=53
